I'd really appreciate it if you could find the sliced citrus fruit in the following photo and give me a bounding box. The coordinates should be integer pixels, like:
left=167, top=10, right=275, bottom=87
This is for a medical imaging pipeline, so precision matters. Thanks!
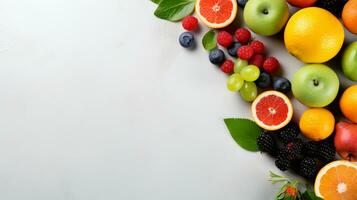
left=315, top=160, right=357, bottom=200
left=195, top=0, right=237, bottom=29
left=251, top=91, right=293, bottom=131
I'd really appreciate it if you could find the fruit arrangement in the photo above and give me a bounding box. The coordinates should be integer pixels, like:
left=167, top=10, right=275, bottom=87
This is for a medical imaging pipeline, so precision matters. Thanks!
left=152, top=0, right=357, bottom=199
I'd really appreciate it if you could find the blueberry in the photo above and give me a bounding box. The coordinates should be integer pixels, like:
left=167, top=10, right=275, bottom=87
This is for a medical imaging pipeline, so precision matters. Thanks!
left=179, top=32, right=195, bottom=48
left=209, top=49, right=225, bottom=65
left=227, top=42, right=241, bottom=57
left=273, top=77, right=291, bottom=93
left=255, top=72, right=272, bottom=88
left=237, top=0, right=248, bottom=8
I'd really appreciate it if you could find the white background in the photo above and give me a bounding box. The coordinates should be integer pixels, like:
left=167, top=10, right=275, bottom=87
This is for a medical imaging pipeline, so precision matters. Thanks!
left=0, top=0, right=355, bottom=199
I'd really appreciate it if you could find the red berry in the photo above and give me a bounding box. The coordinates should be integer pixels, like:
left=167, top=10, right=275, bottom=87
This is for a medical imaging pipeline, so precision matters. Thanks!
left=263, top=57, right=280, bottom=74
left=250, top=40, right=265, bottom=54
left=220, top=60, right=234, bottom=74
left=235, top=28, right=251, bottom=44
left=249, top=54, right=265, bottom=68
left=182, top=16, right=198, bottom=31
left=237, top=45, right=254, bottom=60
left=217, top=31, right=233, bottom=48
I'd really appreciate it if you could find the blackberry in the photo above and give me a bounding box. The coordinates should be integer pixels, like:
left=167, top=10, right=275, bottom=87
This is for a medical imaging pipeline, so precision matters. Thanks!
left=317, top=140, right=336, bottom=163
left=282, top=139, right=303, bottom=161
left=257, top=132, right=276, bottom=155
left=316, top=0, right=343, bottom=15
left=275, top=155, right=290, bottom=171
left=299, top=157, right=318, bottom=179
left=302, top=141, right=319, bottom=158
left=278, top=123, right=300, bottom=143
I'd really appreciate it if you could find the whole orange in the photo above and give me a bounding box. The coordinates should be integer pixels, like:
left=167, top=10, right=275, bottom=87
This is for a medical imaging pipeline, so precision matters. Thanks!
left=299, top=108, right=335, bottom=141
left=342, top=0, right=357, bottom=34
left=340, top=85, right=357, bottom=123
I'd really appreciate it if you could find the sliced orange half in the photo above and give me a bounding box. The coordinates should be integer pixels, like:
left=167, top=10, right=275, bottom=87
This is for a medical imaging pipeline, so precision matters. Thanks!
left=195, top=0, right=237, bottom=29
left=315, top=160, right=357, bottom=200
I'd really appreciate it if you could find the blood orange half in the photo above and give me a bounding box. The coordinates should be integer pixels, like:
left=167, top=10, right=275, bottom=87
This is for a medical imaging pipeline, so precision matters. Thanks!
left=251, top=91, right=293, bottom=131
left=195, top=0, right=237, bottom=29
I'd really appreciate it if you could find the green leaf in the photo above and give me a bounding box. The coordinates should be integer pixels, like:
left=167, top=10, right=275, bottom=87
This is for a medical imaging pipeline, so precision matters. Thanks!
left=301, top=191, right=323, bottom=200
left=151, top=0, right=163, bottom=4
left=154, top=0, right=196, bottom=22
left=224, top=118, right=262, bottom=152
left=202, top=30, right=217, bottom=51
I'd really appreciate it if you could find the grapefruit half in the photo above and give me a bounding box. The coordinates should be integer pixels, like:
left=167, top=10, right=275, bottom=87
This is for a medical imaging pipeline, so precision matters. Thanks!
left=251, top=91, right=293, bottom=131
left=195, top=0, right=237, bottom=29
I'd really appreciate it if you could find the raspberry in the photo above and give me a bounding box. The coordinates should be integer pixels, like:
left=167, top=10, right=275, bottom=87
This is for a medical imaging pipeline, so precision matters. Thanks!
left=278, top=123, right=300, bottom=143
left=235, top=28, right=251, bottom=44
left=249, top=54, right=265, bottom=68
left=237, top=45, right=254, bottom=60
left=299, top=157, right=318, bottom=179
left=182, top=16, right=198, bottom=31
left=217, top=31, right=233, bottom=48
left=257, top=132, right=276, bottom=155
left=317, top=140, right=336, bottom=163
left=220, top=60, right=234, bottom=74
left=250, top=40, right=265, bottom=54
left=263, top=57, right=280, bottom=74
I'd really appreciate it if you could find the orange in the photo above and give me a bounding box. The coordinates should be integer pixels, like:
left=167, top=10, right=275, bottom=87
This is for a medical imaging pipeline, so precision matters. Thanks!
left=284, top=7, right=344, bottom=63
left=195, top=0, right=237, bottom=29
left=251, top=91, right=293, bottom=131
left=299, top=108, right=335, bottom=141
left=342, top=0, right=357, bottom=35
left=315, top=160, right=357, bottom=200
left=340, top=85, right=357, bottom=123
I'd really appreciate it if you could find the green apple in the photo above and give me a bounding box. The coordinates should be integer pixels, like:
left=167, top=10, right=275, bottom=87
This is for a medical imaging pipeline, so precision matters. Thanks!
left=342, top=41, right=357, bottom=82
left=292, top=64, right=339, bottom=107
left=243, top=0, right=289, bottom=36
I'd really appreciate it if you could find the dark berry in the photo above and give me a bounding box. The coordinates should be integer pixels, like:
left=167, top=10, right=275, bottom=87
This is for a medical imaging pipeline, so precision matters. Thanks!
left=278, top=123, right=300, bottom=143
left=179, top=32, right=195, bottom=48
left=209, top=49, right=225, bottom=65
left=255, top=71, right=272, bottom=88
left=275, top=156, right=290, bottom=171
left=317, top=140, right=336, bottom=163
left=227, top=42, right=241, bottom=57
left=282, top=139, right=303, bottom=161
left=302, top=141, right=319, bottom=158
left=273, top=77, right=291, bottom=93
left=316, top=0, right=343, bottom=15
left=237, top=0, right=249, bottom=8
left=299, top=157, right=318, bottom=179
left=257, top=132, right=276, bottom=155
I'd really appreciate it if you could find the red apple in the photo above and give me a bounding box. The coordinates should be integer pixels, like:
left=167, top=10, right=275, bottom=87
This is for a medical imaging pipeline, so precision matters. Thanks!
left=287, top=0, right=317, bottom=8
left=335, top=121, right=357, bottom=161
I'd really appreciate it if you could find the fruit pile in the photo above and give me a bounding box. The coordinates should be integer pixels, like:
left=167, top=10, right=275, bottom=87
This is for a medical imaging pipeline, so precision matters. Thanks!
left=152, top=0, right=357, bottom=199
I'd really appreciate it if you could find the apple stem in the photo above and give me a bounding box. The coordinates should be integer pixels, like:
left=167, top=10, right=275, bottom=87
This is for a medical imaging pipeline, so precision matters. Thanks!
left=313, top=79, right=319, bottom=86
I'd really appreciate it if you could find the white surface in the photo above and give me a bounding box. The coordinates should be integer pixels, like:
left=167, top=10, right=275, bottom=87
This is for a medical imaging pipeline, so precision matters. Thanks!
left=0, top=1, right=355, bottom=199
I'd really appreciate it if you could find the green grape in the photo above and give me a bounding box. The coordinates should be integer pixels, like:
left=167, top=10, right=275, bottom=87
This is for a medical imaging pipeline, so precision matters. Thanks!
left=227, top=73, right=244, bottom=92
left=234, top=58, right=248, bottom=73
left=239, top=81, right=258, bottom=102
left=240, top=65, right=260, bottom=82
